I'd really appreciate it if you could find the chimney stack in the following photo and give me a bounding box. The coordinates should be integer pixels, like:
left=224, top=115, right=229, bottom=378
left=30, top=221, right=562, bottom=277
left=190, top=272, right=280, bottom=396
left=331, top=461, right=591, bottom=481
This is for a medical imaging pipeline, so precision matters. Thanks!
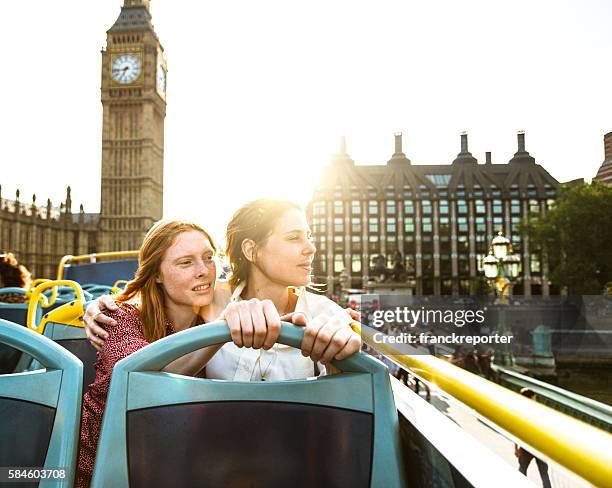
left=394, top=132, right=403, bottom=155
left=517, top=131, right=526, bottom=152
left=460, top=132, right=468, bottom=153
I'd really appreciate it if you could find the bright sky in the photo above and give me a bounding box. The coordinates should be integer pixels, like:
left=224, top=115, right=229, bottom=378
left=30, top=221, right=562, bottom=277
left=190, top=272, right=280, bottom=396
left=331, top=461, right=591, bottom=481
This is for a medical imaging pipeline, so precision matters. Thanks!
left=0, top=0, right=610, bottom=243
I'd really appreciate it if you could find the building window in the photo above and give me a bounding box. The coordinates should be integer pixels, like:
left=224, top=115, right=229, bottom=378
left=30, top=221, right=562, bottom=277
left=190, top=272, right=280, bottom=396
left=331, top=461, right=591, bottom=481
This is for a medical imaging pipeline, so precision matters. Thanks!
left=320, top=256, right=326, bottom=273
left=457, top=200, right=468, bottom=214
left=334, top=255, right=344, bottom=273
left=458, top=235, right=468, bottom=252
left=511, top=199, right=521, bottom=214
left=529, top=199, right=540, bottom=214
left=440, top=255, right=451, bottom=274
left=439, top=200, right=449, bottom=215
left=334, top=218, right=343, bottom=233
left=493, top=199, right=503, bottom=214
left=439, top=216, right=450, bottom=233
left=334, top=201, right=343, bottom=215
left=457, top=217, right=468, bottom=233
left=334, top=236, right=343, bottom=243
left=351, top=200, right=361, bottom=214
left=422, top=217, right=432, bottom=233
left=546, top=199, right=555, bottom=210
left=475, top=216, right=486, bottom=232
left=369, top=217, right=378, bottom=233
left=422, top=200, right=432, bottom=215
left=368, top=201, right=378, bottom=215
left=458, top=256, right=469, bottom=274
left=352, top=255, right=361, bottom=273
left=313, top=202, right=325, bottom=216
left=493, top=216, right=503, bottom=231
left=351, top=217, right=361, bottom=232
left=404, top=217, right=415, bottom=233
left=422, top=254, right=433, bottom=273
left=511, top=216, right=520, bottom=234
left=531, top=254, right=541, bottom=273
left=369, top=235, right=378, bottom=242
left=475, top=199, right=485, bottom=214
left=387, top=218, right=396, bottom=233
left=404, top=201, right=414, bottom=214
left=386, top=200, right=396, bottom=215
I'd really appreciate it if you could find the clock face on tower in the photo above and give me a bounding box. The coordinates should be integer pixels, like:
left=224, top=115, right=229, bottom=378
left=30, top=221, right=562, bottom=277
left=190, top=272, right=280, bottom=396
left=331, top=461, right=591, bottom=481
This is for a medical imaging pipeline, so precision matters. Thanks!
left=111, top=53, right=142, bottom=84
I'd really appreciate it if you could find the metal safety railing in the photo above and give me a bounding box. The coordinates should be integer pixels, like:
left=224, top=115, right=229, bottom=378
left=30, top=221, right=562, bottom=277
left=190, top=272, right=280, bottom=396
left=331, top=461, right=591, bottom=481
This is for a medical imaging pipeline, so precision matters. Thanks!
left=361, top=326, right=612, bottom=488
left=492, top=363, right=612, bottom=433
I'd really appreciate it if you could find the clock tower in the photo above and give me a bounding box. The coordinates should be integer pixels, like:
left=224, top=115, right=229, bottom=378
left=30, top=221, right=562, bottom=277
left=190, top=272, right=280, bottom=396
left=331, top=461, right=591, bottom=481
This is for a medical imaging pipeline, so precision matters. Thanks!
left=99, top=0, right=167, bottom=251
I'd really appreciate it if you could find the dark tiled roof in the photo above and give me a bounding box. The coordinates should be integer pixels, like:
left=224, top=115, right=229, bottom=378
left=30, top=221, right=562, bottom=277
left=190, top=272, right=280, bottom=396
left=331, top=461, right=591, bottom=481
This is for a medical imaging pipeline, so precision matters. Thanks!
left=108, top=6, right=153, bottom=32
left=316, top=153, right=559, bottom=199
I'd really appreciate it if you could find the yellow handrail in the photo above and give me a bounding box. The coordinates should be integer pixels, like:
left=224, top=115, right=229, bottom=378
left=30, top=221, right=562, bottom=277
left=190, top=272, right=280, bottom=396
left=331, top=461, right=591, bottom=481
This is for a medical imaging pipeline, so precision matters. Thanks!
left=363, top=326, right=612, bottom=488
left=27, top=280, right=86, bottom=334
left=57, top=251, right=139, bottom=280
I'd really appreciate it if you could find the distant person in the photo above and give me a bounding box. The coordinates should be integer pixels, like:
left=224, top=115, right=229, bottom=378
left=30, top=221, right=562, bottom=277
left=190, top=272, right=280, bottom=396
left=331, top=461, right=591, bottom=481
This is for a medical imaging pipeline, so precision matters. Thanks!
left=514, top=388, right=552, bottom=488
left=0, top=253, right=32, bottom=303
left=462, top=349, right=481, bottom=375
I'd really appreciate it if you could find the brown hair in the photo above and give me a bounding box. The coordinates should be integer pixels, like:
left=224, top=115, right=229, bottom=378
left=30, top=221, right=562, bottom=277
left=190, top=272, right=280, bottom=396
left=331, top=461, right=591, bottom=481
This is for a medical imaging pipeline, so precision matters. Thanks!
left=226, top=199, right=301, bottom=288
left=116, top=220, right=216, bottom=343
left=0, top=253, right=31, bottom=288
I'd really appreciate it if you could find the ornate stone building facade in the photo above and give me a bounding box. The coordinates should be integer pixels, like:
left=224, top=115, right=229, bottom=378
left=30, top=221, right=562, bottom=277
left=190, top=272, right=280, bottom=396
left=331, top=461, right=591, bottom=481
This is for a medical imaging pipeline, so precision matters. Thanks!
left=0, top=187, right=98, bottom=279
left=0, top=0, right=165, bottom=278
left=308, top=132, right=560, bottom=296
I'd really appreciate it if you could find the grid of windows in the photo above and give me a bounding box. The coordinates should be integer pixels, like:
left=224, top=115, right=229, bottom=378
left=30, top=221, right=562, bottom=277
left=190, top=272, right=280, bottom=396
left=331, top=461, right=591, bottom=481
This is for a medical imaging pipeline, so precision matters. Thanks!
left=422, top=216, right=432, bottom=233
left=404, top=201, right=414, bottom=214
left=386, top=200, right=396, bottom=215
left=351, top=200, right=361, bottom=214
left=334, top=218, right=343, bottom=233
left=334, top=201, right=343, bottom=215
left=422, top=200, right=432, bottom=214
left=368, top=201, right=378, bottom=215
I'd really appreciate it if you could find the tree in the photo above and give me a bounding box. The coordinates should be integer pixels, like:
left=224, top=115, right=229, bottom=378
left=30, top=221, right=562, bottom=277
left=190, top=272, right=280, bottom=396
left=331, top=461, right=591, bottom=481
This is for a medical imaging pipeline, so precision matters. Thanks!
left=520, top=181, right=612, bottom=295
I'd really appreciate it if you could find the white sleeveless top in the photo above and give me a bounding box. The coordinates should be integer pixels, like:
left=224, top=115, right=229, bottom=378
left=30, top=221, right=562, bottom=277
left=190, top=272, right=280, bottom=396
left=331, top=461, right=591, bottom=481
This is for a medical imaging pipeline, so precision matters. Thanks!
left=205, top=282, right=351, bottom=381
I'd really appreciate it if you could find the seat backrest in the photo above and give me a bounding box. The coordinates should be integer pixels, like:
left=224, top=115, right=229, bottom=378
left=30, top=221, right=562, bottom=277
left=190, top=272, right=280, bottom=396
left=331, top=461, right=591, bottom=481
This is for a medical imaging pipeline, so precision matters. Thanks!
left=0, top=299, right=42, bottom=373
left=62, top=259, right=138, bottom=286
left=92, top=322, right=406, bottom=488
left=0, top=319, right=83, bottom=486
left=26, top=284, right=95, bottom=393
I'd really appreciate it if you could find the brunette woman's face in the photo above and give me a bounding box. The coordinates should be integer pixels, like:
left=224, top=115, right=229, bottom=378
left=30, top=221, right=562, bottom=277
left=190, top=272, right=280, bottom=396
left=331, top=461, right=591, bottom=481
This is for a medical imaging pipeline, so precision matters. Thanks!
left=251, top=209, right=316, bottom=287
left=158, top=230, right=216, bottom=309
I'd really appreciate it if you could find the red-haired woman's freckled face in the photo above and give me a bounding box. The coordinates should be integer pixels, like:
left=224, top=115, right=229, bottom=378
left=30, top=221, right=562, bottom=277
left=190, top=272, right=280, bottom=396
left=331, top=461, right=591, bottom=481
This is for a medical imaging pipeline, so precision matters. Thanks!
left=158, top=230, right=217, bottom=309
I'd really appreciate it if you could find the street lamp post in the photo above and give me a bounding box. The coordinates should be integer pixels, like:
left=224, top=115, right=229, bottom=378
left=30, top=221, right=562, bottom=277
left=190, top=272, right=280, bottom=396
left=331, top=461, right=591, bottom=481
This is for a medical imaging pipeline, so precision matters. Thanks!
left=482, top=230, right=521, bottom=366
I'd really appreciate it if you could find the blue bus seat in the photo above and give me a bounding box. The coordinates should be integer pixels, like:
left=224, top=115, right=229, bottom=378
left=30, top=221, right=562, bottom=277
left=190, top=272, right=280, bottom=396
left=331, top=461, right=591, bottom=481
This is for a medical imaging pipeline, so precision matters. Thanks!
left=92, top=322, right=406, bottom=488
left=0, top=319, right=83, bottom=487
left=27, top=282, right=96, bottom=393
left=0, top=290, right=43, bottom=373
